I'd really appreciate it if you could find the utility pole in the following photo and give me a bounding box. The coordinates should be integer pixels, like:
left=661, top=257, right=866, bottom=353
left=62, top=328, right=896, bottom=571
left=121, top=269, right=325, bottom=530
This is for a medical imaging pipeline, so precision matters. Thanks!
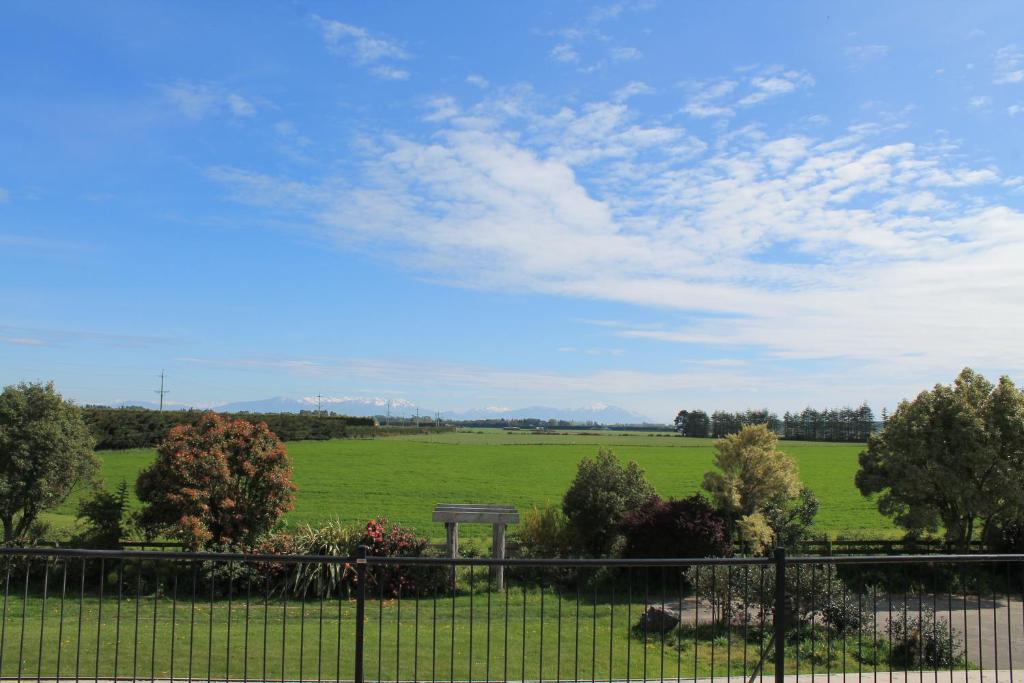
left=316, top=393, right=322, bottom=415
left=386, top=400, right=391, bottom=426
left=155, top=370, right=169, bottom=412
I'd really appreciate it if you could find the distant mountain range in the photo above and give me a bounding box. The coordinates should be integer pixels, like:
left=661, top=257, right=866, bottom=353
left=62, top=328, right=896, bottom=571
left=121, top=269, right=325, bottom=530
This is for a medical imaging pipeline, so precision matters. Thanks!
left=102, top=396, right=654, bottom=425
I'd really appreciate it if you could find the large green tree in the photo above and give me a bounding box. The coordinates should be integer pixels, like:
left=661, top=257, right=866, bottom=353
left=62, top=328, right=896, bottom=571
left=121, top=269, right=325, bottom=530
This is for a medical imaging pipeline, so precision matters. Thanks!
left=0, top=382, right=98, bottom=543
left=856, top=368, right=1024, bottom=550
left=562, top=447, right=656, bottom=556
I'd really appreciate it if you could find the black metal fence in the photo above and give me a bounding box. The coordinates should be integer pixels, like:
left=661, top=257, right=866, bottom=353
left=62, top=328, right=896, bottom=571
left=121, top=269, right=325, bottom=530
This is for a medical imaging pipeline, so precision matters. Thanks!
left=0, top=546, right=1022, bottom=682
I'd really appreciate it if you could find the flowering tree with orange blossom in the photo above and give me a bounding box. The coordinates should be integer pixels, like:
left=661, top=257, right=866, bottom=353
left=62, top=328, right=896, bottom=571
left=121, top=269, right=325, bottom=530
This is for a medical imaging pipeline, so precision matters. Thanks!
left=136, top=412, right=295, bottom=549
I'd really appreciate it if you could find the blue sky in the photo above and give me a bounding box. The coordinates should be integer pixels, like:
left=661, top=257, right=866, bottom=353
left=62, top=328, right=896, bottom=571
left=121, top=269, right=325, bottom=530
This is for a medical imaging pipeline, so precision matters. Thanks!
left=2, top=1, right=1023, bottom=421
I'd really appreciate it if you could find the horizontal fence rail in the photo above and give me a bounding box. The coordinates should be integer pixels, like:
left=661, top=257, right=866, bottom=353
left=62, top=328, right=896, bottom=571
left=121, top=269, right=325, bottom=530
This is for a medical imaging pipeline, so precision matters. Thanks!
left=0, top=547, right=1023, bottom=682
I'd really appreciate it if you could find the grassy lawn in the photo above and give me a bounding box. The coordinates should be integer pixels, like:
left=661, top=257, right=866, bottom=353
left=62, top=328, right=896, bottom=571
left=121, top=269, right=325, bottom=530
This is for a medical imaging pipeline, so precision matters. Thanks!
left=0, top=582, right=886, bottom=681
left=41, top=430, right=894, bottom=542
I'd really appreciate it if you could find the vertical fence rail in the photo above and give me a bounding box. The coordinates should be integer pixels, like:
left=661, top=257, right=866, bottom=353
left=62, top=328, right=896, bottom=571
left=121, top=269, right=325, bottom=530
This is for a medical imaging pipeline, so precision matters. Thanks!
left=0, top=548, right=1023, bottom=682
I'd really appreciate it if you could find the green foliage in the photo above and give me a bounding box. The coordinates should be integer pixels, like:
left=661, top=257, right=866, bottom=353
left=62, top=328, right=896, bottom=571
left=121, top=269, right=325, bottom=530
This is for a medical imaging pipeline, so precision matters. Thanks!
left=73, top=480, right=130, bottom=548
left=886, top=605, right=965, bottom=668
left=761, top=487, right=820, bottom=550
left=0, top=382, right=98, bottom=543
left=703, top=425, right=805, bottom=554
left=673, top=410, right=710, bottom=437
left=691, top=564, right=869, bottom=635
left=562, top=447, right=656, bottom=556
left=514, top=505, right=579, bottom=558
left=135, top=412, right=296, bottom=549
left=510, top=505, right=581, bottom=585
left=856, top=367, right=1024, bottom=549
left=82, top=407, right=378, bottom=449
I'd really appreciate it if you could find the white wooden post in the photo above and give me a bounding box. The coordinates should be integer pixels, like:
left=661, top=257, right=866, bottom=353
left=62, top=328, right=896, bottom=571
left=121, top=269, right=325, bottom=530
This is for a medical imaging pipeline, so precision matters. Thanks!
left=445, top=521, right=459, bottom=583
left=492, top=523, right=507, bottom=591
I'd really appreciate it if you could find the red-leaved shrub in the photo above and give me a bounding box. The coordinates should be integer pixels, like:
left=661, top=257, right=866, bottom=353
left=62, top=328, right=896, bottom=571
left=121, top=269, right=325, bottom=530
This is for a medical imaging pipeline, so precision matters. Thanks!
left=621, top=495, right=730, bottom=559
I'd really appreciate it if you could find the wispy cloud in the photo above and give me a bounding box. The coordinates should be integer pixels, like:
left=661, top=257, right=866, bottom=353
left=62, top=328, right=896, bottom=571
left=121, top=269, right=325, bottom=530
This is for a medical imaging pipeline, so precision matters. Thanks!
left=968, top=95, right=992, bottom=111
left=314, top=15, right=410, bottom=79
left=0, top=336, right=48, bottom=347
left=551, top=44, right=579, bottom=63
left=466, top=74, right=489, bottom=89
left=845, top=44, right=890, bottom=63
left=161, top=81, right=257, bottom=120
left=610, top=46, right=641, bottom=61
left=994, top=44, right=1024, bottom=84
left=209, top=85, right=1022, bottom=378
left=545, top=1, right=654, bottom=69
left=370, top=65, right=409, bottom=81
left=683, top=67, right=813, bottom=118
left=613, top=81, right=654, bottom=102
left=0, top=325, right=173, bottom=348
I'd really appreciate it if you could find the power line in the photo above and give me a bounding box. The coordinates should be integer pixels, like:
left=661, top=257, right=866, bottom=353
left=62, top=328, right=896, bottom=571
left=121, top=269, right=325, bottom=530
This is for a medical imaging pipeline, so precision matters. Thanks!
left=154, top=370, right=169, bottom=411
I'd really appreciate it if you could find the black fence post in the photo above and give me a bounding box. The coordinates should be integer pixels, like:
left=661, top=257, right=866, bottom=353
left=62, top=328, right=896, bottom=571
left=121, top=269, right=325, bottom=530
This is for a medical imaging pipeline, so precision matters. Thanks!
left=774, top=547, right=786, bottom=683
left=354, top=545, right=368, bottom=683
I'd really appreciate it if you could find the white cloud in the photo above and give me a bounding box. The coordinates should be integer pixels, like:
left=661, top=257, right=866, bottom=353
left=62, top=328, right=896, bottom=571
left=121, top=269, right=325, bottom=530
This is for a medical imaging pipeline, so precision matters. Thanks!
left=613, top=81, right=654, bottom=102
left=968, top=95, right=992, bottom=111
left=1009, top=104, right=1024, bottom=116
left=845, top=44, right=890, bottom=62
left=0, top=336, right=47, bottom=347
left=994, top=44, right=1024, bottom=84
left=161, top=82, right=257, bottom=120
left=466, top=74, right=489, bottom=88
left=370, top=65, right=410, bottom=81
left=226, top=94, right=256, bottom=117
left=551, top=44, right=579, bottom=63
left=682, top=79, right=738, bottom=117
left=314, top=15, right=409, bottom=79
left=610, top=46, right=641, bottom=61
left=210, top=88, right=1023, bottom=378
left=683, top=67, right=813, bottom=117
left=423, top=96, right=460, bottom=122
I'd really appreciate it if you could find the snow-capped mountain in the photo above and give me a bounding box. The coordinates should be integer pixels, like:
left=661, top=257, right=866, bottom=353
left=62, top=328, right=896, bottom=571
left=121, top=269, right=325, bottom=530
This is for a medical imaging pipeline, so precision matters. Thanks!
left=98, top=396, right=653, bottom=424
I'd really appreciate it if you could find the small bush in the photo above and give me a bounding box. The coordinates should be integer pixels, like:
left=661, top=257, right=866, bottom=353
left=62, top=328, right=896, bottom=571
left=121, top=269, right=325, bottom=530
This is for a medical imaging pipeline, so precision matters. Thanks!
left=509, top=505, right=581, bottom=586
left=621, top=495, right=730, bottom=560
left=73, top=481, right=130, bottom=549
left=514, top=505, right=579, bottom=558
left=360, top=518, right=448, bottom=598
left=289, top=519, right=363, bottom=597
left=887, top=605, right=965, bottom=668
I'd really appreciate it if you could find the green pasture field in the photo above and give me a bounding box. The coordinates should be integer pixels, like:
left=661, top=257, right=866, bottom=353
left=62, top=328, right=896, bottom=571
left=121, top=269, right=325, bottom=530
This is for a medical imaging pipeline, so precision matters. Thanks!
left=42, top=429, right=895, bottom=542
left=0, top=583, right=882, bottom=681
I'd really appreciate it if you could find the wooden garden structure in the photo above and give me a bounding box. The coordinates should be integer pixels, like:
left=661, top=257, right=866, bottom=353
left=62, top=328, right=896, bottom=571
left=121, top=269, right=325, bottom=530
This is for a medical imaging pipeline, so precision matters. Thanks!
left=432, top=503, right=520, bottom=590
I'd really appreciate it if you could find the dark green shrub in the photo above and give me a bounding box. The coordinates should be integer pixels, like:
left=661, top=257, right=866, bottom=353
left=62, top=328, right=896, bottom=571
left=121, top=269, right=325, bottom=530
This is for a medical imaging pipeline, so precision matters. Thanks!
left=73, top=480, right=130, bottom=549
left=562, top=447, right=655, bottom=557
left=887, top=605, right=965, bottom=668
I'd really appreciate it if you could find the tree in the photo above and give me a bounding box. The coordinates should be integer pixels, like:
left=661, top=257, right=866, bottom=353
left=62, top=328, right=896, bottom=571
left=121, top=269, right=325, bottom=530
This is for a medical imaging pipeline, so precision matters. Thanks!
left=673, top=410, right=690, bottom=435
left=562, top=447, right=656, bottom=556
left=74, top=480, right=130, bottom=549
left=0, top=382, right=98, bottom=543
left=136, top=412, right=296, bottom=549
left=673, top=409, right=710, bottom=437
left=702, top=424, right=802, bottom=553
left=621, top=495, right=730, bottom=559
left=855, top=368, right=1024, bottom=550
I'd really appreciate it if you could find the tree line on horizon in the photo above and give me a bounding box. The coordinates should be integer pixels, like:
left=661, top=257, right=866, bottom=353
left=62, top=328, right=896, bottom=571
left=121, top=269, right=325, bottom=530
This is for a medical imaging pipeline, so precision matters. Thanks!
left=675, top=403, right=878, bottom=442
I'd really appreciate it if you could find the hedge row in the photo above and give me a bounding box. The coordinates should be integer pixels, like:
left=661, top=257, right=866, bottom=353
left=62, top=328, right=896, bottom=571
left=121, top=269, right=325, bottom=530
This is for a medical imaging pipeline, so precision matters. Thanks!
left=83, top=407, right=377, bottom=449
